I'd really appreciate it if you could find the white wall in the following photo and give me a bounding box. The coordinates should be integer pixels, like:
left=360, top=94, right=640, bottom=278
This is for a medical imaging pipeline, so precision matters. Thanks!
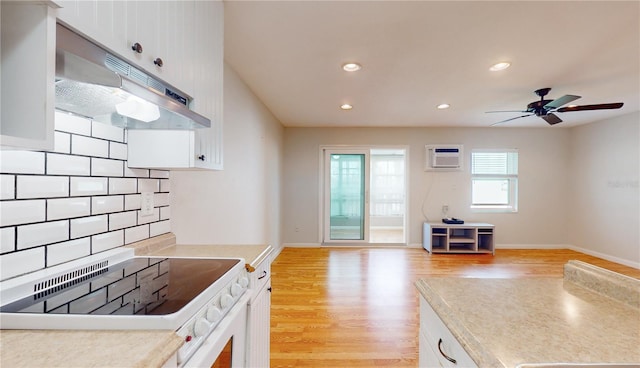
left=170, top=63, right=284, bottom=249
left=282, top=127, right=571, bottom=247
left=568, top=112, right=640, bottom=267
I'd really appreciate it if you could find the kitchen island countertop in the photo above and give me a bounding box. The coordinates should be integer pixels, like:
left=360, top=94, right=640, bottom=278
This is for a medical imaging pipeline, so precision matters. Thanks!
left=416, top=260, right=640, bottom=367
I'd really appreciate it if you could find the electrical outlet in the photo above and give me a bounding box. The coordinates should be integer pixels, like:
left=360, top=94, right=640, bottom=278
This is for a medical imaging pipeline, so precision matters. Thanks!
left=141, top=192, right=154, bottom=217
left=442, top=205, right=449, bottom=216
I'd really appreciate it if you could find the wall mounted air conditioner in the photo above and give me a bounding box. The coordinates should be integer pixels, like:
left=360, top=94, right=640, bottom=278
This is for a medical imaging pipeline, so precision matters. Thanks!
left=425, top=145, right=463, bottom=171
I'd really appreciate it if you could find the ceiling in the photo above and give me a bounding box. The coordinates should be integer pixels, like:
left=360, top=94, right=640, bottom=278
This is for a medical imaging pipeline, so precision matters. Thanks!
left=223, top=1, right=639, bottom=128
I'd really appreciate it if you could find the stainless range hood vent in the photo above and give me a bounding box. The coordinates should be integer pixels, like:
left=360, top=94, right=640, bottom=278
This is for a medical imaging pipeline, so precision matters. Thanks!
left=55, top=24, right=210, bottom=130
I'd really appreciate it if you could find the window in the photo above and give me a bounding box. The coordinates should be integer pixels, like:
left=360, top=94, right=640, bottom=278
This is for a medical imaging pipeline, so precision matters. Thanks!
left=470, top=150, right=518, bottom=212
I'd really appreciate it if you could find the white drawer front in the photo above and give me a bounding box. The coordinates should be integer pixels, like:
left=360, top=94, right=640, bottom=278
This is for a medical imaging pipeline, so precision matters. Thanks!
left=420, top=298, right=477, bottom=367
left=249, top=259, right=271, bottom=293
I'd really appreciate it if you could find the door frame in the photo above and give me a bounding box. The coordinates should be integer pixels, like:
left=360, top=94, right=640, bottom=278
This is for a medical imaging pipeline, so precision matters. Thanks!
left=321, top=148, right=371, bottom=244
left=318, top=145, right=409, bottom=245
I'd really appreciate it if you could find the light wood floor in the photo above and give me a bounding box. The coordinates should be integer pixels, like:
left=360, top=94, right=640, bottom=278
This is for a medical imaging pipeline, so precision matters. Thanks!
left=269, top=247, right=640, bottom=368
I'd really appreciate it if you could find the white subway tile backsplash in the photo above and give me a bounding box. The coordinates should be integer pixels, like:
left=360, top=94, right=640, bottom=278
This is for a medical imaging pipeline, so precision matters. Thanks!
left=124, top=194, right=141, bottom=210
left=0, top=117, right=170, bottom=281
left=108, top=178, right=137, bottom=194
left=110, top=142, right=127, bottom=160
left=150, top=220, right=171, bottom=237
left=160, top=179, right=170, bottom=193
left=1, top=227, right=15, bottom=254
left=92, top=121, right=124, bottom=142
left=1, top=175, right=15, bottom=200
left=70, top=215, right=108, bottom=238
left=0, top=247, right=45, bottom=280
left=124, top=166, right=149, bottom=178
left=17, top=176, right=69, bottom=199
left=108, top=211, right=137, bottom=231
left=72, top=135, right=109, bottom=158
left=92, top=195, right=124, bottom=215
left=155, top=193, right=170, bottom=207
left=125, top=225, right=149, bottom=244
left=138, top=208, right=160, bottom=225
left=52, top=131, right=71, bottom=154
left=47, top=238, right=91, bottom=266
left=150, top=170, right=170, bottom=179
left=47, top=197, right=91, bottom=220
left=47, top=153, right=91, bottom=176
left=159, top=206, right=170, bottom=220
left=17, top=220, right=69, bottom=250
left=70, top=177, right=108, bottom=196
left=138, top=178, right=159, bottom=193
left=0, top=200, right=46, bottom=227
left=54, top=111, right=92, bottom=135
left=0, top=151, right=45, bottom=174
left=92, top=158, right=123, bottom=177
left=92, top=230, right=124, bottom=253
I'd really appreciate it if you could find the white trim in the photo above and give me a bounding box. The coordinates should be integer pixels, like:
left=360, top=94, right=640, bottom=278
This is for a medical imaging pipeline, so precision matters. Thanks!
left=282, top=243, right=322, bottom=248
left=568, top=245, right=640, bottom=269
left=496, top=243, right=569, bottom=249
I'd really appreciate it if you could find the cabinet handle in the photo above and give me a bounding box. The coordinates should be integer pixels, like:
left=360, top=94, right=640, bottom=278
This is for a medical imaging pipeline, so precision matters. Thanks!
left=197, top=155, right=206, bottom=161
left=258, top=270, right=267, bottom=280
left=437, top=338, right=457, bottom=364
left=154, top=57, right=164, bottom=67
left=131, top=42, right=143, bottom=53
left=267, top=287, right=272, bottom=293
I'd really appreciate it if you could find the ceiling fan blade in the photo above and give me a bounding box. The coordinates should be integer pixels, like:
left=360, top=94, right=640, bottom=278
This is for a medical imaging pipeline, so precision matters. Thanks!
left=544, top=94, right=581, bottom=109
left=541, top=113, right=562, bottom=125
left=490, top=114, right=532, bottom=126
left=556, top=102, right=624, bottom=112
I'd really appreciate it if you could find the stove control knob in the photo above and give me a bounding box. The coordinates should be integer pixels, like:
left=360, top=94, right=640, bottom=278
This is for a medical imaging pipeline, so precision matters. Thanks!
left=239, top=277, right=249, bottom=288
left=231, top=283, right=243, bottom=297
left=220, top=293, right=234, bottom=309
left=206, top=306, right=222, bottom=323
left=193, top=318, right=211, bottom=338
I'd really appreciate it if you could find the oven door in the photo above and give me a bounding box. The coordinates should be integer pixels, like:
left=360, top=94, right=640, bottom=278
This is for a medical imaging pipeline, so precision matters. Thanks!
left=183, top=293, right=250, bottom=368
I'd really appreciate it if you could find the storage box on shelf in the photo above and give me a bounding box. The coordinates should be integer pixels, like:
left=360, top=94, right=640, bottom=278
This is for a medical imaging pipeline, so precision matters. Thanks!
left=423, top=222, right=494, bottom=255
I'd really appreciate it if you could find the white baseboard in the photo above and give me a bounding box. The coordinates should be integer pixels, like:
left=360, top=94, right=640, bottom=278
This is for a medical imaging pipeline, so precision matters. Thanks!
left=567, top=245, right=640, bottom=269
left=496, top=243, right=569, bottom=249
left=281, top=243, right=322, bottom=248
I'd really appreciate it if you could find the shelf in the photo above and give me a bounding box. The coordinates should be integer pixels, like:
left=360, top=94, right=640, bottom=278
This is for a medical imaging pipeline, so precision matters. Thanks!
left=449, top=237, right=475, bottom=243
left=423, top=222, right=494, bottom=255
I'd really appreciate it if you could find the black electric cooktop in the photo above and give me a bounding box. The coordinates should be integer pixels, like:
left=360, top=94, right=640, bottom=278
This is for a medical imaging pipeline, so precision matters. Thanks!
left=1, top=257, right=240, bottom=316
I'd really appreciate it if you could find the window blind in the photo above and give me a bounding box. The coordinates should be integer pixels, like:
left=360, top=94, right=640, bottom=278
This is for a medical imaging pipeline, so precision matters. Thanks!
left=471, top=151, right=518, bottom=175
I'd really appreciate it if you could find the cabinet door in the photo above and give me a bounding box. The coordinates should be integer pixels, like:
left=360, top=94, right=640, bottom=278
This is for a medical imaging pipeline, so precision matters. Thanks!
left=1, top=2, right=55, bottom=150
left=248, top=279, right=271, bottom=368
left=419, top=331, right=445, bottom=368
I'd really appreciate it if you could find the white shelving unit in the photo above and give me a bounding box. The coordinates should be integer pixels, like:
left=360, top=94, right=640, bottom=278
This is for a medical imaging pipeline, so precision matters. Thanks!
left=423, top=222, right=495, bottom=255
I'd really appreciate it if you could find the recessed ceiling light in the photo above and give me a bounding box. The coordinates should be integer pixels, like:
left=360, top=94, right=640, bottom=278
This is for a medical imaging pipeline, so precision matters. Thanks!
left=342, top=63, right=362, bottom=72
left=489, top=62, right=511, bottom=71
left=340, top=104, right=353, bottom=110
left=437, top=103, right=450, bottom=109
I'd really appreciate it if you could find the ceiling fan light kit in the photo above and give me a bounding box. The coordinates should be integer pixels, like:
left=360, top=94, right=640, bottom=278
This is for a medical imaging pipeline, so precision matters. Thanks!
left=488, top=87, right=624, bottom=126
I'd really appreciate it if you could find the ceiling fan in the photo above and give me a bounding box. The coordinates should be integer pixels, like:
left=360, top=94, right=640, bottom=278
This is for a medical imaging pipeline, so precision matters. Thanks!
left=488, top=88, right=623, bottom=126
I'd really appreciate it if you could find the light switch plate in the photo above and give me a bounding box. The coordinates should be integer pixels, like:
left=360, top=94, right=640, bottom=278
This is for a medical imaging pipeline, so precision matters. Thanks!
left=140, top=192, right=154, bottom=217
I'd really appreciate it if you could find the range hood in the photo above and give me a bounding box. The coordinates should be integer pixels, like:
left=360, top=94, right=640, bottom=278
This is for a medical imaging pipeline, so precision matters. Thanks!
left=55, top=24, right=210, bottom=130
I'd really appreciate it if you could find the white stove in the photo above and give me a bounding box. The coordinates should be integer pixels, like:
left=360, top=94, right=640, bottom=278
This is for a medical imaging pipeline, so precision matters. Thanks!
left=0, top=248, right=250, bottom=366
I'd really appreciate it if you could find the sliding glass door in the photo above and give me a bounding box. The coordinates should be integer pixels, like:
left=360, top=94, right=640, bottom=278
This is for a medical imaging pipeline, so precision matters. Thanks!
left=322, top=147, right=406, bottom=244
left=324, top=150, right=370, bottom=242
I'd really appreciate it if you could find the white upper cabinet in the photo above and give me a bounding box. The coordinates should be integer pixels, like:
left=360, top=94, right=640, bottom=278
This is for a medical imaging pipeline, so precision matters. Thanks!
left=1, top=2, right=56, bottom=150
left=55, top=0, right=194, bottom=96
left=126, top=0, right=223, bottom=170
